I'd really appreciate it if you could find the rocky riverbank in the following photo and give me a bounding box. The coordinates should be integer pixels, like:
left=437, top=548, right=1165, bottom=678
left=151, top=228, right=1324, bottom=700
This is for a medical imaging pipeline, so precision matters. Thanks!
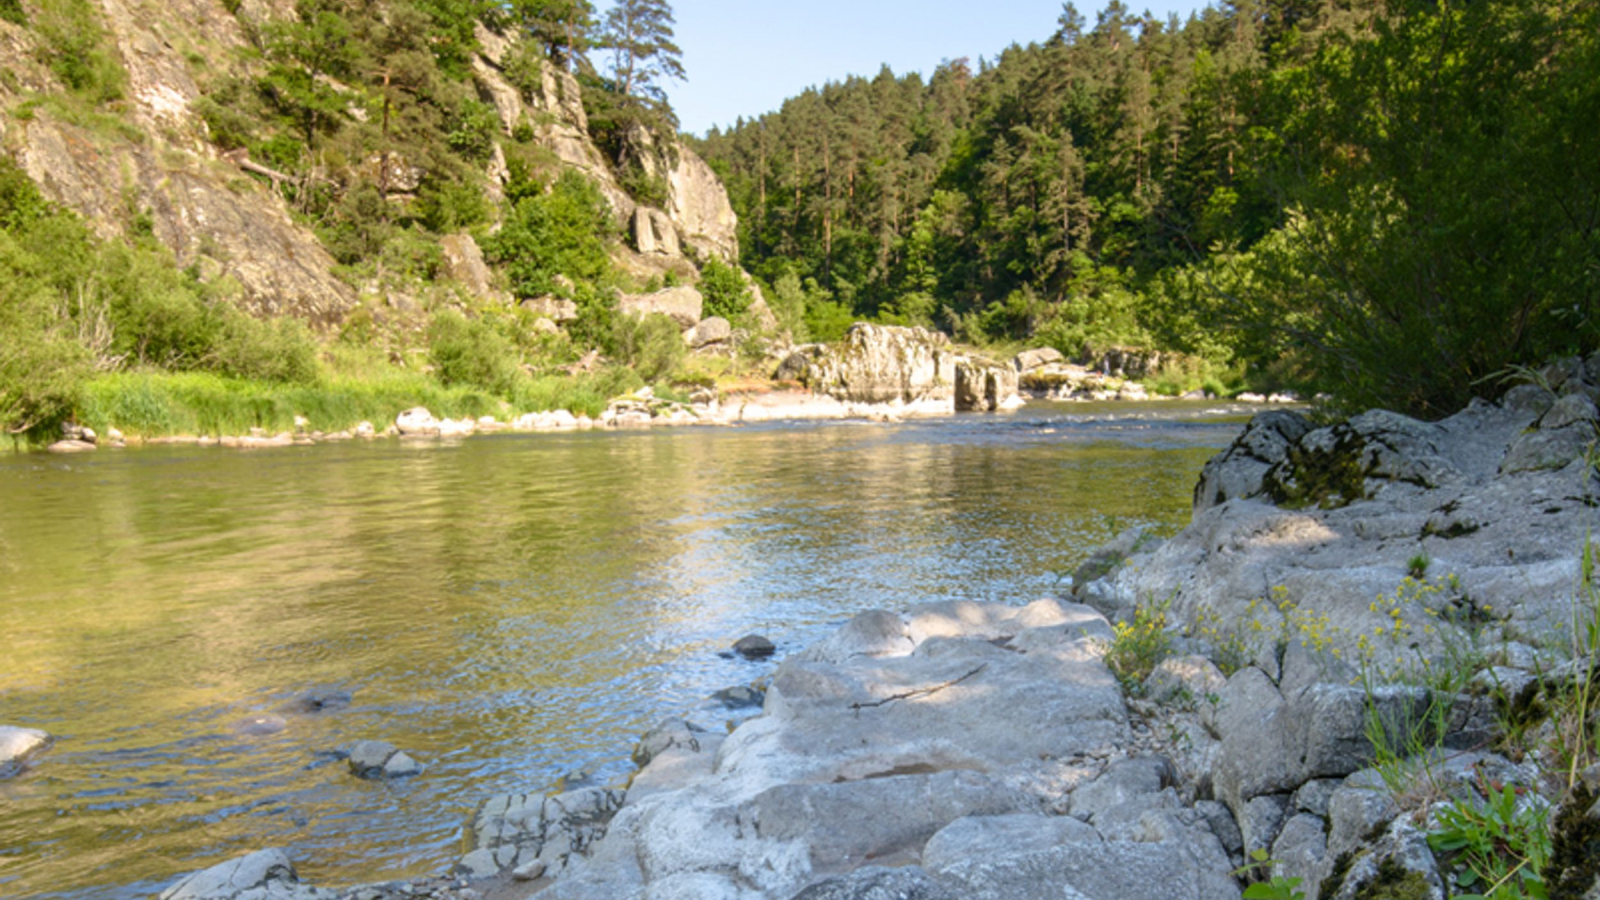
left=38, top=357, right=1600, bottom=900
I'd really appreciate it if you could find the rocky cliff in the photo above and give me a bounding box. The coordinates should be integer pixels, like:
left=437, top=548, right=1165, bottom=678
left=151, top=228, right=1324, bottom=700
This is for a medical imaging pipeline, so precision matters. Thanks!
left=0, top=2, right=741, bottom=325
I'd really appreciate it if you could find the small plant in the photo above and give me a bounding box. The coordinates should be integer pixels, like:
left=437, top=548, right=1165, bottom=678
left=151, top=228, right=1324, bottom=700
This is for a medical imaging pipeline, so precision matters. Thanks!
left=1427, top=785, right=1551, bottom=900
left=1408, top=552, right=1431, bottom=578
left=1233, top=849, right=1306, bottom=900
left=1105, top=599, right=1172, bottom=690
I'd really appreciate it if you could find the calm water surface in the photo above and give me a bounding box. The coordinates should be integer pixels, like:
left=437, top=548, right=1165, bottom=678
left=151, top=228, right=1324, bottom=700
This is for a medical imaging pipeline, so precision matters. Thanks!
left=0, top=402, right=1246, bottom=900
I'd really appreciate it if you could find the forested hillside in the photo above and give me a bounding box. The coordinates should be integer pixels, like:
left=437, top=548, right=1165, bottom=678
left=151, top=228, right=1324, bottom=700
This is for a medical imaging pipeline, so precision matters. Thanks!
left=697, top=0, right=1600, bottom=415
left=0, top=0, right=761, bottom=440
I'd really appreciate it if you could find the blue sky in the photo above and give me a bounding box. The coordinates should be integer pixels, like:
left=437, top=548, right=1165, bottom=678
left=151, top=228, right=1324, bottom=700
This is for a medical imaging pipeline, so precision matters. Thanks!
left=639, top=0, right=1214, bottom=137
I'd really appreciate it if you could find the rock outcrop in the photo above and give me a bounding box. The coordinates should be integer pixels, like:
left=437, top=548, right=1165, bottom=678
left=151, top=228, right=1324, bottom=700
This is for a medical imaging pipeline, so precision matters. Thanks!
left=617, top=285, right=704, bottom=329
left=776, top=324, right=1022, bottom=414
left=1091, top=356, right=1600, bottom=672
left=500, top=598, right=1243, bottom=899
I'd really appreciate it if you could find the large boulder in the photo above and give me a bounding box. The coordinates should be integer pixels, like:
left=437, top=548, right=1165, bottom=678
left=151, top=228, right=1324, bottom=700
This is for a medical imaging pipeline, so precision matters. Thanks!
left=440, top=234, right=507, bottom=303
left=1012, top=347, right=1065, bottom=372
left=954, top=359, right=1021, bottom=412
left=618, top=285, right=703, bottom=329
left=395, top=407, right=441, bottom=436
left=0, top=726, right=51, bottom=776
left=780, top=323, right=960, bottom=405
left=685, top=316, right=732, bottom=349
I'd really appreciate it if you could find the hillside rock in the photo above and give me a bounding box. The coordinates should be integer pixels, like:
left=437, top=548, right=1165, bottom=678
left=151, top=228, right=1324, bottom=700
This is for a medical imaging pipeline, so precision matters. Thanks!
left=668, top=148, right=740, bottom=262
left=440, top=234, right=506, bottom=303
left=618, top=286, right=703, bottom=329
left=15, top=113, right=356, bottom=324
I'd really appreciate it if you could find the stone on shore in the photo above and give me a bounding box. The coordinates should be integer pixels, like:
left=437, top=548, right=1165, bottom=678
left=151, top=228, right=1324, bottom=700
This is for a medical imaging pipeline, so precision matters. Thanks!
left=47, top=439, right=97, bottom=453
left=395, top=407, right=441, bottom=437
left=0, top=725, right=52, bottom=776
left=158, top=849, right=333, bottom=900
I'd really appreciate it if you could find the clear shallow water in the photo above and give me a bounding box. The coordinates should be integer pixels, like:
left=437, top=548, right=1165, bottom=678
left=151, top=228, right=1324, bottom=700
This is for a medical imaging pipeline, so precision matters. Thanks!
left=0, top=401, right=1246, bottom=900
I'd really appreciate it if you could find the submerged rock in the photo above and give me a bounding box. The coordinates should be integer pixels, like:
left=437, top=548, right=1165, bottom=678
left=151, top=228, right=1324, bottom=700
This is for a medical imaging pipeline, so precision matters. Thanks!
left=0, top=725, right=52, bottom=776
left=732, top=634, right=777, bottom=659
left=343, top=740, right=422, bottom=779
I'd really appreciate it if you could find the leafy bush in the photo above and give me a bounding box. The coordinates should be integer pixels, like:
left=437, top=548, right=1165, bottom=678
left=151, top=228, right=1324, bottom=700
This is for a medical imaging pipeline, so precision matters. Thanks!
left=768, top=272, right=812, bottom=341
left=486, top=169, right=616, bottom=298
left=427, top=310, right=522, bottom=395
left=212, top=312, right=320, bottom=384
left=607, top=312, right=684, bottom=384
left=699, top=255, right=752, bottom=321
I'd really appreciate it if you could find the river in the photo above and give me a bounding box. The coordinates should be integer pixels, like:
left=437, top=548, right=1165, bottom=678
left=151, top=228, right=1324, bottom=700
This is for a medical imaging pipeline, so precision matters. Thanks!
left=0, top=402, right=1246, bottom=900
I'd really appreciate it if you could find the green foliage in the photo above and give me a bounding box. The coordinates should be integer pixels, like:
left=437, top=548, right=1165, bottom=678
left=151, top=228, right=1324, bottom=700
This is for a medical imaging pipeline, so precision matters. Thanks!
left=1105, top=601, right=1172, bottom=691
left=698, top=255, right=751, bottom=321
left=427, top=310, right=523, bottom=395
left=698, top=0, right=1600, bottom=415
left=1427, top=787, right=1551, bottom=900
left=260, top=0, right=357, bottom=151
left=607, top=311, right=683, bottom=383
left=33, top=0, right=126, bottom=104
left=1233, top=0, right=1600, bottom=416
left=212, top=313, right=320, bottom=384
left=486, top=169, right=616, bottom=298
left=1235, top=850, right=1307, bottom=900
left=0, top=0, right=25, bottom=25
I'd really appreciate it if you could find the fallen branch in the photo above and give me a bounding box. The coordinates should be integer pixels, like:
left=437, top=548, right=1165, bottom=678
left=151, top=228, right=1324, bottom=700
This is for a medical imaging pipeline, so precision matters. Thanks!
left=848, top=664, right=987, bottom=716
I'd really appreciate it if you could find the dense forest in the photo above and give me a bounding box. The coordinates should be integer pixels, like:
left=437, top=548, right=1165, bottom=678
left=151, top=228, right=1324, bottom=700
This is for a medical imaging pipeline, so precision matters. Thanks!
left=696, top=0, right=1600, bottom=415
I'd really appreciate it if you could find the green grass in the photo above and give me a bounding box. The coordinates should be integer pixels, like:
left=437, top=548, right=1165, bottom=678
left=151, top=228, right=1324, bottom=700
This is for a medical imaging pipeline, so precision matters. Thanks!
left=76, top=370, right=504, bottom=437
left=68, top=361, right=656, bottom=439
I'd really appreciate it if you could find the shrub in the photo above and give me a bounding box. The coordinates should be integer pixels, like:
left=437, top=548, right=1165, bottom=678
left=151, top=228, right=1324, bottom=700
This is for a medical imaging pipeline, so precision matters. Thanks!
left=485, top=169, right=616, bottom=299
left=1104, top=601, right=1172, bottom=690
left=211, top=311, right=320, bottom=384
left=607, top=312, right=684, bottom=384
left=427, top=310, right=521, bottom=395
left=699, top=255, right=752, bottom=322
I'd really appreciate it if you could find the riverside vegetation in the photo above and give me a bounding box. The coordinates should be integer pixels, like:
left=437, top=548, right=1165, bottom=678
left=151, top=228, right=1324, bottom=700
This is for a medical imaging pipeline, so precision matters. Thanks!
left=2, top=0, right=1598, bottom=444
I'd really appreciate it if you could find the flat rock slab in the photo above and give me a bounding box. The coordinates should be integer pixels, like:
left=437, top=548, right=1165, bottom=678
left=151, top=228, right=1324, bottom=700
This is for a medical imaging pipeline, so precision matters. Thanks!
left=935, top=841, right=1243, bottom=900
left=158, top=849, right=334, bottom=900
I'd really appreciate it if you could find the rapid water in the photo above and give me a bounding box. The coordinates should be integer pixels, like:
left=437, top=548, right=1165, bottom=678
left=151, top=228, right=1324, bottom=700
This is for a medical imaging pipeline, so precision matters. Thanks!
left=0, top=402, right=1246, bottom=900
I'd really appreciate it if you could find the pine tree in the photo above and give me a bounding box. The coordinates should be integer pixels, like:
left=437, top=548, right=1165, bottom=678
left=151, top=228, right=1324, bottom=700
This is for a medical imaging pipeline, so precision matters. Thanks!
left=599, top=0, right=685, bottom=104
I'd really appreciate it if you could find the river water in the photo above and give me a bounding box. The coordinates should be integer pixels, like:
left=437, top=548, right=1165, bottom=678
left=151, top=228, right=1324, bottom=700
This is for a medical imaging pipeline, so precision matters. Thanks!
left=0, top=402, right=1246, bottom=900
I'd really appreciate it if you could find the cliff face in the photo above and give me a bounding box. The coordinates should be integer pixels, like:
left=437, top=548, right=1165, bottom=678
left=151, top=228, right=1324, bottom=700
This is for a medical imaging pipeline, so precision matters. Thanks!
left=0, top=0, right=358, bottom=323
left=0, top=3, right=740, bottom=324
left=468, top=22, right=739, bottom=277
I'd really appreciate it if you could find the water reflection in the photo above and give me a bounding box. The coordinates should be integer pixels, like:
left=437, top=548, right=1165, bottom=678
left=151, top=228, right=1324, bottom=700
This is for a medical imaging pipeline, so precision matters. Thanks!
left=0, top=404, right=1242, bottom=900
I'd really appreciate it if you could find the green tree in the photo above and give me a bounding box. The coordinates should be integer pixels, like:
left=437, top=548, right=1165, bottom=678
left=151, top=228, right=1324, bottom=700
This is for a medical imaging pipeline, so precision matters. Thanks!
left=506, top=0, right=594, bottom=70
left=599, top=0, right=685, bottom=104
left=261, top=0, right=359, bottom=153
